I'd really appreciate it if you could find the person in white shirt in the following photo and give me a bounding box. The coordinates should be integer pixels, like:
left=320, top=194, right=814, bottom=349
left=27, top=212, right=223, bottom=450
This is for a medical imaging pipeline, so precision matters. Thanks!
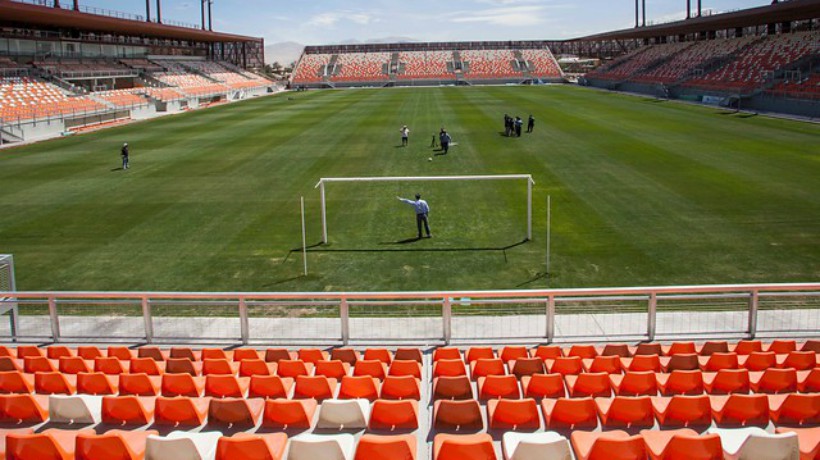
left=400, top=125, right=410, bottom=146
left=397, top=193, right=431, bottom=239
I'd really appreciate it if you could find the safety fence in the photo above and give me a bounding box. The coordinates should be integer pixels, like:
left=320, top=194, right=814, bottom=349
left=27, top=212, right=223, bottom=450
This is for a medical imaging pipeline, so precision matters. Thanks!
left=0, top=283, right=817, bottom=345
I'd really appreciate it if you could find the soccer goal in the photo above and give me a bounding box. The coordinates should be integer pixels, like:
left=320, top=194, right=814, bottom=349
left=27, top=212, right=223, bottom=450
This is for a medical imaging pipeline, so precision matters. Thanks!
left=313, top=174, right=535, bottom=244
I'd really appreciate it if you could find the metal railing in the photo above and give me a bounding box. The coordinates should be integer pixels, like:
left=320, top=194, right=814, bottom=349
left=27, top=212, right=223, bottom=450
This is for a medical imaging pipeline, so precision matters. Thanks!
left=0, top=283, right=817, bottom=345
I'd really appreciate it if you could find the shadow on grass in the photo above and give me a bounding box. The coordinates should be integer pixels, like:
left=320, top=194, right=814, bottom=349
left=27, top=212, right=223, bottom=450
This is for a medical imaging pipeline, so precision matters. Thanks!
left=110, top=167, right=123, bottom=171
left=298, top=238, right=529, bottom=254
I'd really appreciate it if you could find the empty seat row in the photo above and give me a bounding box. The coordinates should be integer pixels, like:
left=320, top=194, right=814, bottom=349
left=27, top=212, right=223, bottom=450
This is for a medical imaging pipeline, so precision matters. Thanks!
left=0, top=392, right=421, bottom=431
left=434, top=426, right=817, bottom=460
left=431, top=393, right=818, bottom=431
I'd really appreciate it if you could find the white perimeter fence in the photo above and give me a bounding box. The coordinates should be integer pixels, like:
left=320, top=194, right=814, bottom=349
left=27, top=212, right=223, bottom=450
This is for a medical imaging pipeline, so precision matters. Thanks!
left=0, top=281, right=817, bottom=345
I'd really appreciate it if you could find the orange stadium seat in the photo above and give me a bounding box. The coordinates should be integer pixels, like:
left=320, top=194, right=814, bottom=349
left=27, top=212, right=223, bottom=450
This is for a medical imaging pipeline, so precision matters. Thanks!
left=657, top=370, right=705, bottom=395
left=709, top=394, right=769, bottom=426
left=779, top=351, right=817, bottom=370
left=101, top=395, right=155, bottom=425
left=775, top=427, right=820, bottom=460
left=433, top=433, right=496, bottom=460
left=732, top=340, right=763, bottom=355
left=380, top=375, right=421, bottom=400
left=369, top=399, right=419, bottom=431
left=601, top=344, right=632, bottom=357
left=0, top=394, right=49, bottom=423
left=338, top=376, right=380, bottom=401
left=354, top=360, right=388, bottom=380
left=750, top=367, right=798, bottom=393
left=570, top=430, right=646, bottom=460
left=541, top=397, right=598, bottom=429
left=641, top=428, right=723, bottom=460
left=264, top=348, right=293, bottom=363
left=662, top=354, right=700, bottom=372
left=393, top=348, right=423, bottom=363
left=201, top=348, right=231, bottom=361
left=500, top=346, right=529, bottom=363
left=465, top=347, right=495, bottom=364
left=433, top=399, right=484, bottom=431
left=566, top=373, right=612, bottom=398
left=75, top=430, right=159, bottom=460
left=331, top=348, right=361, bottom=364
left=634, top=343, right=664, bottom=356
left=651, top=394, right=713, bottom=427
left=16, top=346, right=45, bottom=359
left=583, top=355, right=623, bottom=374
left=521, top=373, right=565, bottom=399
left=432, top=376, right=473, bottom=400
left=364, top=348, right=393, bottom=365
left=154, top=396, right=209, bottom=426
left=76, top=373, right=118, bottom=395
left=34, top=372, right=76, bottom=395
left=0, top=371, right=34, bottom=394
left=623, top=354, right=662, bottom=372
left=767, top=340, right=798, bottom=354
left=297, top=348, right=328, bottom=364
left=478, top=375, right=520, bottom=400
left=208, top=397, right=264, bottom=426
left=798, top=368, right=820, bottom=392
left=610, top=371, right=658, bottom=396
left=547, top=356, right=584, bottom=375
left=293, top=375, right=336, bottom=400
left=107, top=346, right=135, bottom=361
left=276, top=359, right=313, bottom=378
left=46, top=346, right=75, bottom=360
left=248, top=375, right=293, bottom=399
left=567, top=345, right=598, bottom=359
left=232, top=348, right=261, bottom=362
left=315, top=360, right=350, bottom=379
left=262, top=398, right=317, bottom=429
left=94, top=357, right=127, bottom=375
left=509, top=357, right=545, bottom=378
left=768, top=393, right=820, bottom=425
left=6, top=428, right=93, bottom=460
left=77, top=347, right=104, bottom=360
left=433, top=359, right=466, bottom=378
left=239, top=359, right=277, bottom=377
left=59, top=357, right=92, bottom=374
left=355, top=433, right=417, bottom=460
left=138, top=346, right=167, bottom=362
left=23, top=357, right=56, bottom=373
left=389, top=360, right=422, bottom=379
left=205, top=374, right=249, bottom=398
left=487, top=398, right=540, bottom=430
left=698, top=352, right=739, bottom=372
left=202, top=359, right=239, bottom=376
left=169, top=347, right=199, bottom=361
left=740, top=351, right=778, bottom=371
left=161, top=373, right=205, bottom=397
left=215, top=433, right=287, bottom=460
left=165, top=358, right=201, bottom=376
left=532, top=345, right=563, bottom=360
left=433, top=348, right=461, bottom=362
left=702, top=369, right=750, bottom=394
left=595, top=396, right=655, bottom=428
left=698, top=341, right=730, bottom=356
left=118, top=373, right=160, bottom=396
left=470, top=358, right=505, bottom=380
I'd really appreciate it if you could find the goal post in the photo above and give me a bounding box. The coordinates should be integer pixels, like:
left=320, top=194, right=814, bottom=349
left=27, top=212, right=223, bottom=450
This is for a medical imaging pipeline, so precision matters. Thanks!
left=314, top=174, right=535, bottom=244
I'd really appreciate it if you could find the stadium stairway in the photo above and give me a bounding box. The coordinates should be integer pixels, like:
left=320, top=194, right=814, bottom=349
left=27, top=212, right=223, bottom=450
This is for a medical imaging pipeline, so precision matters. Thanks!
left=0, top=339, right=816, bottom=459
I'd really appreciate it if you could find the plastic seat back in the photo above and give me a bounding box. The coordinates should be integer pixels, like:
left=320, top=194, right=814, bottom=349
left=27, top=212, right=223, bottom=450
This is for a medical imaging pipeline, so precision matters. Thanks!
left=521, top=373, right=565, bottom=399
left=542, top=397, right=598, bottom=429
left=653, top=394, right=712, bottom=427
left=433, top=433, right=496, bottom=460
left=249, top=375, right=293, bottom=399
left=433, top=399, right=484, bottom=431
left=487, top=398, right=540, bottom=430
left=154, top=396, right=209, bottom=426
left=293, top=375, right=336, bottom=401
left=262, top=398, right=317, bottom=429
left=380, top=375, right=421, bottom=400
left=432, top=359, right=465, bottom=378
left=315, top=360, right=350, bottom=379
left=101, top=395, right=155, bottom=425
left=331, top=348, right=361, bottom=365
left=567, top=345, right=597, bottom=359
left=317, top=399, right=370, bottom=430
left=209, top=397, right=265, bottom=426
left=338, top=376, right=379, bottom=401
left=76, top=429, right=157, bottom=460
left=566, top=372, right=611, bottom=398
left=161, top=373, right=204, bottom=397
left=363, top=348, right=393, bottom=365
left=388, top=360, right=422, bottom=379
left=354, top=434, right=416, bottom=460
left=548, top=357, right=583, bottom=375
left=369, top=399, right=419, bottom=431
left=478, top=375, right=520, bottom=400
left=710, top=394, right=769, bottom=426
left=432, top=375, right=473, bottom=401
left=595, top=396, right=654, bottom=428
left=214, top=433, right=287, bottom=460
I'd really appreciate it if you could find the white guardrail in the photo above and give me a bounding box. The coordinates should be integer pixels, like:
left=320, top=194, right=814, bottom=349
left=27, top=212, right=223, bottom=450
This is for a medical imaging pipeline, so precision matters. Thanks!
left=0, top=283, right=818, bottom=345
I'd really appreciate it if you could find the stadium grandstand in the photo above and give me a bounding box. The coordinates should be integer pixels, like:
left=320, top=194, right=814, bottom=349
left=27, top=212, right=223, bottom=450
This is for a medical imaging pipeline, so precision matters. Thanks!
left=0, top=0, right=275, bottom=144
left=0, top=0, right=818, bottom=459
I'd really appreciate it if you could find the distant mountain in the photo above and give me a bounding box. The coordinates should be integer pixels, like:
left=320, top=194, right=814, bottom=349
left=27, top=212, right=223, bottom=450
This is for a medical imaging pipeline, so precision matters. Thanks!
left=264, top=41, right=304, bottom=67
left=337, top=36, right=419, bottom=45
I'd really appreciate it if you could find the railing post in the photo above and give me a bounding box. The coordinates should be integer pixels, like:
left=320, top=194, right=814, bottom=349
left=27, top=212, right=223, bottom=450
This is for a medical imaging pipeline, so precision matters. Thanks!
left=546, top=296, right=555, bottom=343
left=340, top=298, right=349, bottom=346
left=239, top=297, right=249, bottom=345
left=142, top=296, right=153, bottom=344
left=48, top=297, right=60, bottom=342
left=443, top=297, right=452, bottom=345
left=647, top=292, right=657, bottom=341
left=748, top=290, right=759, bottom=339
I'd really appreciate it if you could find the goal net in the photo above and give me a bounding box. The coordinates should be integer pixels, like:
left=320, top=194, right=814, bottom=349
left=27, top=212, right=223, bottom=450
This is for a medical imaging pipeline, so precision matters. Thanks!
left=314, top=175, right=533, bottom=246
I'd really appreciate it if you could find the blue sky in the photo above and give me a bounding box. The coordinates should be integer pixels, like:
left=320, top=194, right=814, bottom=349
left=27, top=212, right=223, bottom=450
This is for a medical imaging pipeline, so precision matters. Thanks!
left=81, top=0, right=774, bottom=44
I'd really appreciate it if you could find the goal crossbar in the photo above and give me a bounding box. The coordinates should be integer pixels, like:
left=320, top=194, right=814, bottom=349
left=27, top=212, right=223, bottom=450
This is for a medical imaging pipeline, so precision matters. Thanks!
left=314, top=174, right=535, bottom=243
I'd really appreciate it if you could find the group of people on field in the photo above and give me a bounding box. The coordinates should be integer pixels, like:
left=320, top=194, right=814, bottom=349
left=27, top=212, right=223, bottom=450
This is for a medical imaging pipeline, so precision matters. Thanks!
left=399, top=125, right=453, bottom=154
left=504, top=114, right=534, bottom=137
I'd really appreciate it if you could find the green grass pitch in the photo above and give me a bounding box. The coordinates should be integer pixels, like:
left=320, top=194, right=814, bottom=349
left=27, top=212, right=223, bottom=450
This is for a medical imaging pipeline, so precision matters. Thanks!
left=0, top=85, right=817, bottom=292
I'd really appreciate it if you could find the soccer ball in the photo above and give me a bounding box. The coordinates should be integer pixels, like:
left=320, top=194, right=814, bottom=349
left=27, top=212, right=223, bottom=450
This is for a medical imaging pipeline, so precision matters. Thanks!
left=428, top=157, right=433, bottom=161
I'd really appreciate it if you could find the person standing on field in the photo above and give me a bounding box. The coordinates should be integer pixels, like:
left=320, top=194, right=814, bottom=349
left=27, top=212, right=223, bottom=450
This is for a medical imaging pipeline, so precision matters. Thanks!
left=121, top=143, right=129, bottom=169
left=514, top=116, right=523, bottom=137
left=440, top=130, right=451, bottom=154
left=397, top=193, right=431, bottom=239
left=527, top=114, right=535, bottom=133
left=400, top=125, right=410, bottom=146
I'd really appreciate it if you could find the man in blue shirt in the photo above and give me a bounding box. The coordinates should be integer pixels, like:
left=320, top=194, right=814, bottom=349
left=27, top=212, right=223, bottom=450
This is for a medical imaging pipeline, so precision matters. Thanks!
left=397, top=193, right=431, bottom=239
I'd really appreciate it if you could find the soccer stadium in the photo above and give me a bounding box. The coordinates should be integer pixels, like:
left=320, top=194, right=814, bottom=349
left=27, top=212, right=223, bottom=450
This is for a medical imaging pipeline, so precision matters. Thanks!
left=0, top=0, right=818, bottom=458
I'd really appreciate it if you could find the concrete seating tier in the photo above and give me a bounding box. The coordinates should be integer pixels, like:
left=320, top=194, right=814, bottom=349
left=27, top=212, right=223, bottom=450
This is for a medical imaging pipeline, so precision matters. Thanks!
left=0, top=77, right=106, bottom=122
left=461, top=49, right=519, bottom=79
left=520, top=49, right=562, bottom=78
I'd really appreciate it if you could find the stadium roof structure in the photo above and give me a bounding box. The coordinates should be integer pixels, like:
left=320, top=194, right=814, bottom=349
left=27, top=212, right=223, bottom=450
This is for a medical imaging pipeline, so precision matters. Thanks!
left=580, top=0, right=820, bottom=41
left=0, top=0, right=260, bottom=43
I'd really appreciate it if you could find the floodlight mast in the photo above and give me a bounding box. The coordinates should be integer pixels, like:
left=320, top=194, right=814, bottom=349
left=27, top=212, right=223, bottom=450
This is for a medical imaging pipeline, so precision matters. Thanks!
left=313, top=174, right=535, bottom=244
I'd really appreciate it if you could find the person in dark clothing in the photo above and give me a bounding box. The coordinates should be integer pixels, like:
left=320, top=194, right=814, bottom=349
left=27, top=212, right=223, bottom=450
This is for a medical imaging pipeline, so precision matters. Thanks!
left=527, top=114, right=535, bottom=133
left=121, top=143, right=129, bottom=169
left=504, top=114, right=511, bottom=136
left=514, top=117, right=523, bottom=137
left=440, top=130, right=451, bottom=154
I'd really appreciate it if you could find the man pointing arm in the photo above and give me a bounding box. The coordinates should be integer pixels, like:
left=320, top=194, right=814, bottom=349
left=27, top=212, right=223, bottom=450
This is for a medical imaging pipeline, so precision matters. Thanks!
left=397, top=193, right=431, bottom=239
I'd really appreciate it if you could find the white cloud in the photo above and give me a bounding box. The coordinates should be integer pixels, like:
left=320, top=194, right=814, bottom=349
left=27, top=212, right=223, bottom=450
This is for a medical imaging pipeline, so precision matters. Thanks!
left=451, top=6, right=546, bottom=27
left=306, top=11, right=377, bottom=28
